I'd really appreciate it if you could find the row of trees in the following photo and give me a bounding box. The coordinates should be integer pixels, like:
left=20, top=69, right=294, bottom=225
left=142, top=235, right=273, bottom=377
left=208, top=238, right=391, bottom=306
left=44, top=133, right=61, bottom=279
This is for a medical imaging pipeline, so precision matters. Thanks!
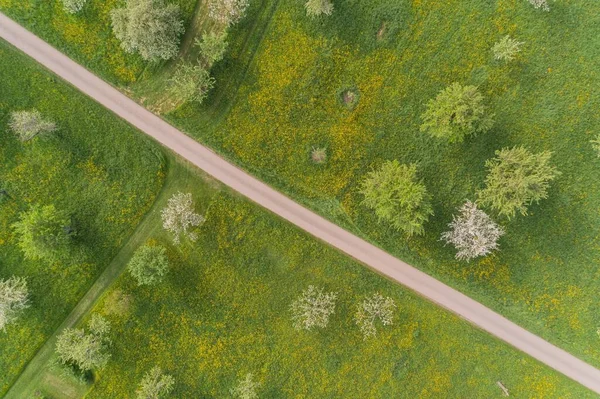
left=290, top=286, right=396, bottom=339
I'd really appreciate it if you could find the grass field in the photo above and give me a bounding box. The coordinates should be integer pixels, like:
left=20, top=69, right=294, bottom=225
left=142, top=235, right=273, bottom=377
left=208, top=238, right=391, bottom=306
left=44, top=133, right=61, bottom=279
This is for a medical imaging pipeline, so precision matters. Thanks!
left=168, top=0, right=600, bottom=369
left=64, top=156, right=592, bottom=399
left=2, top=0, right=600, bottom=396
left=0, top=39, right=165, bottom=395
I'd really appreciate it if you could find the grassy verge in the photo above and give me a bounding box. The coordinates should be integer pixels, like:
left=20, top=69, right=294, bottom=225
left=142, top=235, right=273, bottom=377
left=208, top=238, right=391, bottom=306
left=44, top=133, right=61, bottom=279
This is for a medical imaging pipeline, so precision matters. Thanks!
left=0, top=39, right=164, bottom=395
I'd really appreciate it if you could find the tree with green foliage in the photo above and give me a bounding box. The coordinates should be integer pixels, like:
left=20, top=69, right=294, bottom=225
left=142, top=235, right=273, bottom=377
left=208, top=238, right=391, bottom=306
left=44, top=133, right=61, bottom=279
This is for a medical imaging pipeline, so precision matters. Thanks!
left=420, top=83, right=494, bottom=143
left=127, top=244, right=169, bottom=286
left=477, top=146, right=560, bottom=219
left=110, top=0, right=184, bottom=61
left=168, top=62, right=216, bottom=104
left=55, top=315, right=111, bottom=372
left=492, top=35, right=524, bottom=62
left=230, top=373, right=260, bottom=399
left=62, top=0, right=87, bottom=14
left=304, top=0, right=334, bottom=17
left=136, top=366, right=175, bottom=399
left=195, top=31, right=228, bottom=66
left=9, top=109, right=57, bottom=142
left=360, top=161, right=433, bottom=236
left=0, top=276, right=29, bottom=332
left=12, top=204, right=73, bottom=262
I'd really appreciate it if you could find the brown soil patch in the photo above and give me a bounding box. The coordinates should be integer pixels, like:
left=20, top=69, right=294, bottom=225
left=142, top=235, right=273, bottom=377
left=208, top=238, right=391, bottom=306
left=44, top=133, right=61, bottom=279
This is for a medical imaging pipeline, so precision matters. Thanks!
left=377, top=22, right=387, bottom=41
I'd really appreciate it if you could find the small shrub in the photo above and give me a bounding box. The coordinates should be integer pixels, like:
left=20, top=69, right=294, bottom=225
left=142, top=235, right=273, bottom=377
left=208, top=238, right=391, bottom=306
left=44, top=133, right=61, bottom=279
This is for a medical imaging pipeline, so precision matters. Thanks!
left=195, top=31, right=228, bottom=66
left=310, top=147, right=327, bottom=164
left=527, top=0, right=551, bottom=11
left=304, top=0, right=334, bottom=17
left=230, top=373, right=260, bottom=399
left=168, top=63, right=215, bottom=104
left=492, top=35, right=524, bottom=62
left=127, top=244, right=169, bottom=286
left=590, top=133, right=600, bottom=157
left=360, top=161, right=433, bottom=236
left=62, top=0, right=87, bottom=14
left=420, top=83, right=494, bottom=143
left=477, top=146, right=560, bottom=219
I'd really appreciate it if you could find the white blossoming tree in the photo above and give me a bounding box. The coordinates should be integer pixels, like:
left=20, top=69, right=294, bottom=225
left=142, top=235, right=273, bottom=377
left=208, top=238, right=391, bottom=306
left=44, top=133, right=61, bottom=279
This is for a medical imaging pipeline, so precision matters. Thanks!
left=354, top=293, right=396, bottom=339
left=161, top=192, right=205, bottom=244
left=62, top=0, right=87, bottom=14
left=290, top=285, right=337, bottom=331
left=230, top=373, right=260, bottom=399
left=208, top=0, right=249, bottom=27
left=492, top=35, right=524, bottom=62
left=441, top=201, right=505, bottom=261
left=136, top=366, right=175, bottom=399
left=304, top=0, right=334, bottom=18
left=9, top=110, right=57, bottom=142
left=55, top=315, right=111, bottom=372
left=0, top=276, right=30, bottom=332
left=527, top=0, right=551, bottom=11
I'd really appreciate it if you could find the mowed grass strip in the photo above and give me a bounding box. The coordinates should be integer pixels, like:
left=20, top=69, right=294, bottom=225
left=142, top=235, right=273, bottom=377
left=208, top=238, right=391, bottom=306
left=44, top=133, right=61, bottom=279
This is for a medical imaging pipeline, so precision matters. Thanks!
left=0, top=39, right=164, bottom=395
left=82, top=157, right=594, bottom=398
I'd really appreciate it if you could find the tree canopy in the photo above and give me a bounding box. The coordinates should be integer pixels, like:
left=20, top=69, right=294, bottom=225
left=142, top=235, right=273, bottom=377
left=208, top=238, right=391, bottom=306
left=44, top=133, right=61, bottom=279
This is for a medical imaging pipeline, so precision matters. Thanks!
left=11, top=204, right=72, bottom=262
left=420, top=83, right=494, bottom=142
left=477, top=146, right=560, bottom=219
left=360, top=161, right=433, bottom=236
left=127, top=244, right=169, bottom=286
left=111, top=0, right=184, bottom=61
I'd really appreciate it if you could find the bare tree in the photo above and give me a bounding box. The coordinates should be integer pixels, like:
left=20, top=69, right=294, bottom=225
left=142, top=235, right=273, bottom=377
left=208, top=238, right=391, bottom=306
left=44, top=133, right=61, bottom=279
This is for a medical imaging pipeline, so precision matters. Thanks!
left=230, top=373, right=260, bottom=399
left=354, top=293, right=395, bottom=339
left=9, top=110, right=57, bottom=142
left=492, top=35, right=524, bottom=62
left=0, top=276, right=30, bottom=332
left=136, top=366, right=175, bottom=399
left=441, top=201, right=504, bottom=261
left=304, top=0, right=334, bottom=18
left=161, top=192, right=205, bottom=244
left=290, top=285, right=337, bottom=331
left=62, top=0, right=87, bottom=14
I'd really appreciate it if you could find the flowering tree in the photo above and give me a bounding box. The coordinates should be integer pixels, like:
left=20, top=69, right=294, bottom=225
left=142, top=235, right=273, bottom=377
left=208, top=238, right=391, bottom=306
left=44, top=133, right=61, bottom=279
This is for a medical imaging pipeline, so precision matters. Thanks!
left=9, top=110, right=57, bottom=142
left=304, top=0, right=334, bottom=18
left=492, top=35, right=524, bottom=62
left=62, top=0, right=87, bottom=14
left=477, top=147, right=560, bottom=219
left=111, top=0, right=184, bottom=61
left=360, top=161, right=432, bottom=236
left=208, top=0, right=249, bottom=27
left=136, top=366, right=175, bottom=399
left=420, top=83, right=494, bottom=142
left=290, top=285, right=337, bottom=331
left=527, top=0, right=551, bottom=11
left=230, top=373, right=260, bottom=399
left=55, top=315, right=111, bottom=372
left=354, top=293, right=395, bottom=339
left=441, top=201, right=504, bottom=261
left=161, top=192, right=205, bottom=244
left=0, top=276, right=30, bottom=332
